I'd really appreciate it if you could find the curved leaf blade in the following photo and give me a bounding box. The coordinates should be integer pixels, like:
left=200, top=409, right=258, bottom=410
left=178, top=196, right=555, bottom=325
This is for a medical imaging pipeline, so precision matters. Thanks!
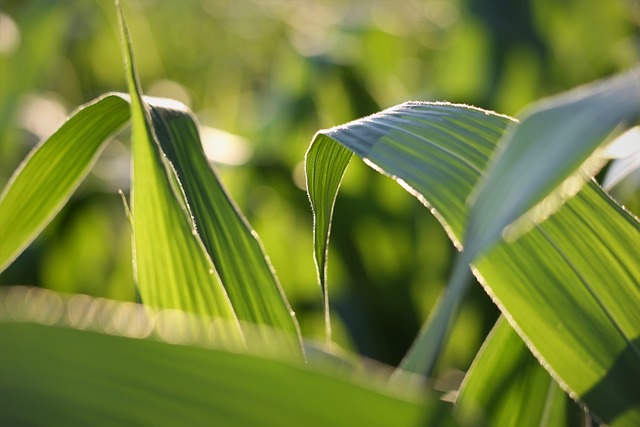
left=305, top=134, right=353, bottom=342
left=0, top=94, right=130, bottom=271
left=305, top=103, right=510, bottom=343
left=305, top=98, right=640, bottom=424
left=146, top=100, right=302, bottom=354
left=474, top=182, right=640, bottom=426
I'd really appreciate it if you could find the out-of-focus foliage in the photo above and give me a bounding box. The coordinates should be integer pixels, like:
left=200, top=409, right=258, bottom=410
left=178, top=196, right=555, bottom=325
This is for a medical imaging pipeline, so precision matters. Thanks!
left=1, top=0, right=637, bottom=372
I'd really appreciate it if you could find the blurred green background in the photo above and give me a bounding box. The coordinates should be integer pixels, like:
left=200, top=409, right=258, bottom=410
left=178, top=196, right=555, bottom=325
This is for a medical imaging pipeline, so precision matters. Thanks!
left=1, top=0, right=638, bottom=375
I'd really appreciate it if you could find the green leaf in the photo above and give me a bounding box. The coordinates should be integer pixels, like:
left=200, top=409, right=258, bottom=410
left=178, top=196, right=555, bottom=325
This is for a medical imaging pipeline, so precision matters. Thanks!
left=403, top=70, right=640, bottom=378
left=146, top=99, right=302, bottom=353
left=465, top=68, right=640, bottom=259
left=474, top=181, right=640, bottom=426
left=305, top=134, right=353, bottom=342
left=0, top=288, right=457, bottom=427
left=2, top=4, right=303, bottom=354
left=305, top=94, right=640, bottom=425
left=306, top=102, right=512, bottom=361
left=117, top=3, right=241, bottom=334
left=0, top=94, right=130, bottom=271
left=457, top=317, right=583, bottom=427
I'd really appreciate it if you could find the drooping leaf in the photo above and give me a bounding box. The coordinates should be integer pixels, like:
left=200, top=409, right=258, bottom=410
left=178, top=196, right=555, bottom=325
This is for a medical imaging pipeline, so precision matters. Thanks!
left=0, top=287, right=456, bottom=427
left=457, top=317, right=583, bottom=427
left=305, top=103, right=510, bottom=346
left=305, top=134, right=353, bottom=342
left=305, top=92, right=640, bottom=425
left=146, top=99, right=302, bottom=354
left=0, top=94, right=130, bottom=271
left=403, top=69, right=640, bottom=379
left=117, top=4, right=242, bottom=336
left=306, top=102, right=512, bottom=364
left=2, top=4, right=305, bottom=354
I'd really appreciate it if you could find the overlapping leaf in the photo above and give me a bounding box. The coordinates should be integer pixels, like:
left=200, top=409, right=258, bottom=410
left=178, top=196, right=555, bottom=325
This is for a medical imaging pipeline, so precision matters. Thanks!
left=1, top=2, right=304, bottom=355
left=473, top=182, right=639, bottom=426
left=305, top=78, right=640, bottom=425
left=465, top=68, right=640, bottom=259
left=306, top=102, right=512, bottom=361
left=146, top=100, right=302, bottom=352
left=119, top=6, right=242, bottom=336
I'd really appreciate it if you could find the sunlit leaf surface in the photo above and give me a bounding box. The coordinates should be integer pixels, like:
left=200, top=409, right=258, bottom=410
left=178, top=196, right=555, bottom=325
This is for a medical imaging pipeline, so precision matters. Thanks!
left=2, top=6, right=308, bottom=349
left=305, top=94, right=640, bottom=425
left=457, top=317, right=582, bottom=427
left=0, top=94, right=130, bottom=271
left=306, top=103, right=510, bottom=340
left=118, top=6, right=242, bottom=335
left=474, top=181, right=639, bottom=426
left=465, top=68, right=640, bottom=258
left=147, top=100, right=302, bottom=354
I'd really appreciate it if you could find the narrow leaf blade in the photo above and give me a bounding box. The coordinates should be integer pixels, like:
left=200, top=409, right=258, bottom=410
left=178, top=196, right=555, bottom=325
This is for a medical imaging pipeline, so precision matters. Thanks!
left=0, top=94, right=130, bottom=271
left=305, top=133, right=353, bottom=342
left=117, top=4, right=241, bottom=330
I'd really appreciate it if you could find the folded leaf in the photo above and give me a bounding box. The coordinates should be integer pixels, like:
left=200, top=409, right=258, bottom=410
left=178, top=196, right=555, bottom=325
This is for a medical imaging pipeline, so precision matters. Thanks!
left=147, top=99, right=302, bottom=354
left=305, top=96, right=640, bottom=425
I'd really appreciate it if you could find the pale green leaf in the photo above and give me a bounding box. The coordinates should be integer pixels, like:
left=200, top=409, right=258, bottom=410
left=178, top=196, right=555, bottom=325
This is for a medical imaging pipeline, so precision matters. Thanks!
left=0, top=94, right=130, bottom=271
left=305, top=133, right=353, bottom=341
left=2, top=5, right=304, bottom=351
left=474, top=181, right=640, bottom=426
left=306, top=102, right=512, bottom=364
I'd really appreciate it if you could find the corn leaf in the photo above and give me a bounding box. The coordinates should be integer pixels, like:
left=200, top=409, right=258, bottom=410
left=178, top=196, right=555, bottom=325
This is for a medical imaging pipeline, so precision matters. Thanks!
left=146, top=100, right=302, bottom=353
left=0, top=288, right=456, bottom=427
left=464, top=67, right=640, bottom=259
left=474, top=181, right=639, bottom=426
left=0, top=94, right=130, bottom=271
left=305, top=89, right=640, bottom=425
left=457, top=317, right=582, bottom=427
left=401, top=70, right=640, bottom=379
left=305, top=134, right=353, bottom=341
left=306, top=102, right=511, bottom=353
left=117, top=5, right=242, bottom=338
left=2, top=4, right=303, bottom=351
